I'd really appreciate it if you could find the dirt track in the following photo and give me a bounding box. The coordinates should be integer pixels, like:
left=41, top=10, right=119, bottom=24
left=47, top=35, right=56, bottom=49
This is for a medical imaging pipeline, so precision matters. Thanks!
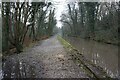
left=3, top=36, right=88, bottom=78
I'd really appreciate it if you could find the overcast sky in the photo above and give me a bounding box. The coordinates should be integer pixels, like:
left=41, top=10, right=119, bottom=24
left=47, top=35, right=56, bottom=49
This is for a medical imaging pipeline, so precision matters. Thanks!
left=0, top=0, right=119, bottom=28
left=51, top=0, right=76, bottom=28
left=52, top=0, right=67, bottom=28
left=51, top=0, right=120, bottom=28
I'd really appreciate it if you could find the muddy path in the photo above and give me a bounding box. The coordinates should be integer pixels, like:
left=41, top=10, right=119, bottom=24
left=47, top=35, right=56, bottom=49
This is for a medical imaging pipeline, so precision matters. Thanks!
left=2, top=36, right=88, bottom=78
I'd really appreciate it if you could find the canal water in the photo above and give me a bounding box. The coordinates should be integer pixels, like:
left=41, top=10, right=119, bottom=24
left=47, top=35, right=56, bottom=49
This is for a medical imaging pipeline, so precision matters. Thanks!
left=64, top=36, right=118, bottom=78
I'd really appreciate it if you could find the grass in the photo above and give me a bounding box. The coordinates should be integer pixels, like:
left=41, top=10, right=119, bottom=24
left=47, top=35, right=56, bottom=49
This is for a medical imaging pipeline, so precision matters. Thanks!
left=57, top=35, right=112, bottom=79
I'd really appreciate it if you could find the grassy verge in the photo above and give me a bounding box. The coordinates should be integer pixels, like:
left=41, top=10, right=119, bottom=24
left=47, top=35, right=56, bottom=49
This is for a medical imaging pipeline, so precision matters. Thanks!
left=57, top=35, right=111, bottom=79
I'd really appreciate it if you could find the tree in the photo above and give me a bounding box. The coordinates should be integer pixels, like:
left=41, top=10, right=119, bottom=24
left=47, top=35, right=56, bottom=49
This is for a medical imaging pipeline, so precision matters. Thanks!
left=61, top=2, right=119, bottom=45
left=2, top=1, right=56, bottom=54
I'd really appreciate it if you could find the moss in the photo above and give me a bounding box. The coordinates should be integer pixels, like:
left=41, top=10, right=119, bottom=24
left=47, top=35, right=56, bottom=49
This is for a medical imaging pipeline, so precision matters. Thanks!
left=57, top=35, right=112, bottom=79
left=57, top=35, right=76, bottom=50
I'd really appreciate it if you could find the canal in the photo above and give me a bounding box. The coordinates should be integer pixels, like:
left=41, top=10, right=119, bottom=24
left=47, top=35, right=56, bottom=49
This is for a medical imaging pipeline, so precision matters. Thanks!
left=64, top=36, right=118, bottom=78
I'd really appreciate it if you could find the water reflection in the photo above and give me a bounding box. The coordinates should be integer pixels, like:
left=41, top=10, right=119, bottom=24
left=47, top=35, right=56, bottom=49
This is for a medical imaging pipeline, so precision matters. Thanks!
left=2, top=59, right=36, bottom=78
left=64, top=36, right=118, bottom=78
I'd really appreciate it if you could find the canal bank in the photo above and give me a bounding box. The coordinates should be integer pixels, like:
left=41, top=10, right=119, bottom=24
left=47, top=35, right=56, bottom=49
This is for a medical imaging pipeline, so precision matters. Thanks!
left=62, top=36, right=118, bottom=78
